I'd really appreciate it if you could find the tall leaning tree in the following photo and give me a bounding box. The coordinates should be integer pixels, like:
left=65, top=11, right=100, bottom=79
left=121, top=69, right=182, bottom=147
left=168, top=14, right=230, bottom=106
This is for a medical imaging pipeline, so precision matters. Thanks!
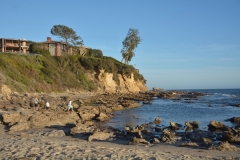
left=121, top=28, right=141, bottom=64
left=51, top=24, right=83, bottom=54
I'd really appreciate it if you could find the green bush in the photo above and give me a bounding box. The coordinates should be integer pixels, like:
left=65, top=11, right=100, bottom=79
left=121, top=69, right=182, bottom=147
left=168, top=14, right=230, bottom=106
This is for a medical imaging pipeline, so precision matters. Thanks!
left=29, top=43, right=51, bottom=56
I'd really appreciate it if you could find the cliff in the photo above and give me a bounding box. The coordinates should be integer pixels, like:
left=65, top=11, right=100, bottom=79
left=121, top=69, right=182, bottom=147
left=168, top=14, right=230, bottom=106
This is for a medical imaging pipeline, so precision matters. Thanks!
left=0, top=53, right=148, bottom=94
left=97, top=70, right=148, bottom=93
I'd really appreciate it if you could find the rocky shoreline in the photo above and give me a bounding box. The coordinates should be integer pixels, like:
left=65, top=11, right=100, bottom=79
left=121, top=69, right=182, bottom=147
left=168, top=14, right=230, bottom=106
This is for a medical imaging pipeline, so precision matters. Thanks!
left=0, top=90, right=240, bottom=159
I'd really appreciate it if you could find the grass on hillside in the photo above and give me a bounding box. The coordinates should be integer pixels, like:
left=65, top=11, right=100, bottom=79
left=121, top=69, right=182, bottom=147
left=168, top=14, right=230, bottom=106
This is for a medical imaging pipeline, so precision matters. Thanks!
left=0, top=53, right=146, bottom=93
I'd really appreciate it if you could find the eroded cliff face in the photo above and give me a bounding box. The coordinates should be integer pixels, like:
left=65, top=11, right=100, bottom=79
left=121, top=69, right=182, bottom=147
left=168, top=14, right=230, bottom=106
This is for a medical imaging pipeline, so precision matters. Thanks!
left=98, top=69, right=148, bottom=93
left=0, top=70, right=148, bottom=94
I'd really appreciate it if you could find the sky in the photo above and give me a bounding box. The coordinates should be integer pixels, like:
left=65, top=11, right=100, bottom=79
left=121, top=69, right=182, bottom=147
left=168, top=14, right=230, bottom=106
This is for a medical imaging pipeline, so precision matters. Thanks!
left=1, top=0, right=240, bottom=90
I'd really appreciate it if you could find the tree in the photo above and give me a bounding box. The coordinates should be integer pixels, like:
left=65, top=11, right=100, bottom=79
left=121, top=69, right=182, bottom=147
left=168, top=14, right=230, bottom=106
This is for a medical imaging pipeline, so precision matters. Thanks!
left=50, top=24, right=83, bottom=54
left=121, top=28, right=141, bottom=64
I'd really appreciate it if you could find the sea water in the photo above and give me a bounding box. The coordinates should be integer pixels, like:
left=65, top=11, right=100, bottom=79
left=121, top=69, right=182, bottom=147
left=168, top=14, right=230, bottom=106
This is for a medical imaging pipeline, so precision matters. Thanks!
left=104, top=89, right=240, bottom=131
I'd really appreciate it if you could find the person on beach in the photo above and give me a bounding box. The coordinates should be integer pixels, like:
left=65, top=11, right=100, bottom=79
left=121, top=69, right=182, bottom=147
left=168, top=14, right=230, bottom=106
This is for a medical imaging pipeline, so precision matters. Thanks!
left=32, top=97, right=39, bottom=111
left=45, top=101, right=50, bottom=110
left=67, top=100, right=73, bottom=111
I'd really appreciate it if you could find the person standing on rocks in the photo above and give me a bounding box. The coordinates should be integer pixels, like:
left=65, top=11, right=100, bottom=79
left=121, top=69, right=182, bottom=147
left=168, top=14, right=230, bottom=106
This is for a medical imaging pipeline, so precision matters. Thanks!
left=45, top=101, right=50, bottom=110
left=32, top=96, right=39, bottom=111
left=67, top=100, right=73, bottom=111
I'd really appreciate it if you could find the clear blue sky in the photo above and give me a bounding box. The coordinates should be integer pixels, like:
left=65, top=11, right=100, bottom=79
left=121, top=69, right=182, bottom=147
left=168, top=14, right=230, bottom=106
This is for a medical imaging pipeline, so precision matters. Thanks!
left=1, top=0, right=240, bottom=90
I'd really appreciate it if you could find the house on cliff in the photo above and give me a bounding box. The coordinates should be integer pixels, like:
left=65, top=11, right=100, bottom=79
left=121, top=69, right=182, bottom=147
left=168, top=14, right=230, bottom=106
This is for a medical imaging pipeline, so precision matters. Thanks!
left=34, top=37, right=72, bottom=56
left=0, top=38, right=29, bottom=53
left=1, top=37, right=97, bottom=57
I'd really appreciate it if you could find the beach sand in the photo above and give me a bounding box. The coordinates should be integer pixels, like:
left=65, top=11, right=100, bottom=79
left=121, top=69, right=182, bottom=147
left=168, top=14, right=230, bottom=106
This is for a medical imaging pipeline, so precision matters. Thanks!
left=0, top=124, right=239, bottom=160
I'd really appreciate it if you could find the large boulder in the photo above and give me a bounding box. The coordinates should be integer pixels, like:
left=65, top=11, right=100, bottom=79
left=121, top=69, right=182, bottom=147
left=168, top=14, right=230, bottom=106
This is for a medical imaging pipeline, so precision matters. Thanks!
left=160, top=129, right=175, bottom=143
left=2, top=112, right=31, bottom=126
left=222, top=128, right=240, bottom=143
left=70, top=121, right=95, bottom=135
left=28, top=112, right=79, bottom=128
left=208, top=120, right=225, bottom=130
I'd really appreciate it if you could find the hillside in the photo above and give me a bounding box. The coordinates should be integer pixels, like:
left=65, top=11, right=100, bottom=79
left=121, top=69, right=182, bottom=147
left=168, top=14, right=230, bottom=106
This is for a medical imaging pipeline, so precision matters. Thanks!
left=0, top=53, right=148, bottom=94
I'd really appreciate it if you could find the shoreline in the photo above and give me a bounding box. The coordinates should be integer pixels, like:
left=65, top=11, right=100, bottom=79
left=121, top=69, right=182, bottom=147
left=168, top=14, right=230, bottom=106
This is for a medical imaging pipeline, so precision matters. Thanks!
left=0, top=91, right=240, bottom=159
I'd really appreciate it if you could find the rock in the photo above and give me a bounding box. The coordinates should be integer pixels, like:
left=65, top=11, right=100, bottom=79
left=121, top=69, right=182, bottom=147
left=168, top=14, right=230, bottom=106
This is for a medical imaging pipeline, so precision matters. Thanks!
left=185, top=121, right=199, bottom=129
left=155, top=126, right=162, bottom=132
left=27, top=112, right=79, bottom=128
left=161, top=129, right=175, bottom=143
left=125, top=126, right=131, bottom=132
left=153, top=117, right=161, bottom=124
left=208, top=120, right=225, bottom=130
left=2, top=112, right=21, bottom=124
left=128, top=137, right=150, bottom=145
left=96, top=113, right=109, bottom=121
left=2, top=112, right=31, bottom=126
left=170, top=121, right=182, bottom=130
left=151, top=138, right=160, bottom=143
left=80, top=113, right=96, bottom=121
left=88, top=131, right=115, bottom=142
left=229, top=117, right=240, bottom=123
left=43, top=130, right=66, bottom=137
left=202, top=137, right=213, bottom=145
left=142, top=101, right=152, bottom=104
left=222, top=128, right=240, bottom=143
left=70, top=122, right=95, bottom=137
left=180, top=142, right=199, bottom=147
left=9, top=122, right=30, bottom=131
left=209, top=142, right=240, bottom=151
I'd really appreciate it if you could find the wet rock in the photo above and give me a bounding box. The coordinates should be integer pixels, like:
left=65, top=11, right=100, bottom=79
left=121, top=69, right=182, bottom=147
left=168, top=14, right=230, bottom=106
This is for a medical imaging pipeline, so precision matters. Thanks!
left=229, top=104, right=240, bottom=107
left=170, top=122, right=182, bottom=130
left=222, top=128, right=240, bottom=143
left=229, top=117, right=240, bottom=123
left=160, top=129, right=175, bottom=143
left=143, top=100, right=152, bottom=104
left=208, top=120, right=225, bottom=130
left=185, top=121, right=199, bottom=129
left=153, top=117, right=161, bottom=124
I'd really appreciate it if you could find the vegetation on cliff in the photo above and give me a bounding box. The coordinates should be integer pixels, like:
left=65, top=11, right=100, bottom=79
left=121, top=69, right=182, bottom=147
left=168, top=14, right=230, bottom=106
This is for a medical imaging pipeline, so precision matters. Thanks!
left=0, top=52, right=146, bottom=93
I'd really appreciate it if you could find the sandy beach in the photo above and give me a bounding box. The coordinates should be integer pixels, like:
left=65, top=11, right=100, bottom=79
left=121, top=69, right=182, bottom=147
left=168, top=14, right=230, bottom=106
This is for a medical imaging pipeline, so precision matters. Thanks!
left=0, top=126, right=239, bottom=160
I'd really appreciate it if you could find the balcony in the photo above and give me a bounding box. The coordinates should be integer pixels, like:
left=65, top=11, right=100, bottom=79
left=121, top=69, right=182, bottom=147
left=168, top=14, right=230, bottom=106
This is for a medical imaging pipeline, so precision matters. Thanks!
left=6, top=43, right=19, bottom=47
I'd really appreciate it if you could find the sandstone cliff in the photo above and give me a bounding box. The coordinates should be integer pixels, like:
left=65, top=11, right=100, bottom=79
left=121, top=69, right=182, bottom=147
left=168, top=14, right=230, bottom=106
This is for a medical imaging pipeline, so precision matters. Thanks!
left=97, top=70, right=148, bottom=93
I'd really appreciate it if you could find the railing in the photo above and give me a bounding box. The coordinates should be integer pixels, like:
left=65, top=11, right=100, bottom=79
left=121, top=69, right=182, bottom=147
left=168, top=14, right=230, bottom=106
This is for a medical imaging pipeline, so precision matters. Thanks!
left=5, top=43, right=19, bottom=47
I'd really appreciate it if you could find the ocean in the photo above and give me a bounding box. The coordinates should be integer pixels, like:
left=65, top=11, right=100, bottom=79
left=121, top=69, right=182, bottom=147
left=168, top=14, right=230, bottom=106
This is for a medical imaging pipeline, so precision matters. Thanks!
left=104, top=89, right=240, bottom=131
